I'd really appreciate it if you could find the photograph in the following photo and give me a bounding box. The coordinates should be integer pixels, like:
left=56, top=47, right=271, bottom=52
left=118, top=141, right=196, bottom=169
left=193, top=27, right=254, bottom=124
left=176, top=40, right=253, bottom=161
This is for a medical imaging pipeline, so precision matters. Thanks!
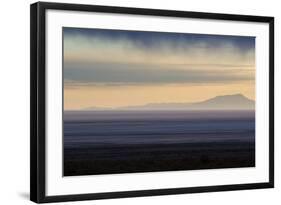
left=30, top=2, right=274, bottom=202
left=63, top=27, right=256, bottom=176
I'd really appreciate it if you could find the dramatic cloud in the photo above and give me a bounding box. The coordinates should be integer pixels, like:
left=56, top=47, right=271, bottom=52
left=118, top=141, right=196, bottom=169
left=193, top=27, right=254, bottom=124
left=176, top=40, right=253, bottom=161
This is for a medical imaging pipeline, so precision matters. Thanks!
left=63, top=27, right=255, bottom=69
left=63, top=27, right=255, bottom=109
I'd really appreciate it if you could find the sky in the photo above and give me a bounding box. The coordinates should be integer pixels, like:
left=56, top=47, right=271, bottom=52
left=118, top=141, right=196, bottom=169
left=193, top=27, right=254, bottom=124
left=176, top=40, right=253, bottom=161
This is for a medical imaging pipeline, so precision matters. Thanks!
left=63, top=27, right=255, bottom=110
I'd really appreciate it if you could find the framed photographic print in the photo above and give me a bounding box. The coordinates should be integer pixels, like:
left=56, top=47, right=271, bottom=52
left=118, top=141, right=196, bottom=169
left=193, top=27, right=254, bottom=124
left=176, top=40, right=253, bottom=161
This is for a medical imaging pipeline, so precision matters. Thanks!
left=30, top=2, right=274, bottom=203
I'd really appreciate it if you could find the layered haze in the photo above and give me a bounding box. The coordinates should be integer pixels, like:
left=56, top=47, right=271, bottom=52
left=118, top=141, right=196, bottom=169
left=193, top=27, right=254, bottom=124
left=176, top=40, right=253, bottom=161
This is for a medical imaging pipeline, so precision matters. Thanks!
left=63, top=28, right=255, bottom=110
left=63, top=28, right=256, bottom=175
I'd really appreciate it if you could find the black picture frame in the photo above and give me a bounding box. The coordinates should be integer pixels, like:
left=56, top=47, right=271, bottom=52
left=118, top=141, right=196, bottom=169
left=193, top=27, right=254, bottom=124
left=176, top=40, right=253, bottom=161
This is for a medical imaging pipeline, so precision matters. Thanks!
left=30, top=1, right=274, bottom=203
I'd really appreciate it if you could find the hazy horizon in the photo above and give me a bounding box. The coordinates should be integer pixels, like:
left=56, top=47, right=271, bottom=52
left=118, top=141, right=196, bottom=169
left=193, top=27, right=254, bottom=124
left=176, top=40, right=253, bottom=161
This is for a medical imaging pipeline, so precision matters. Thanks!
left=64, top=93, right=255, bottom=111
left=63, top=28, right=255, bottom=110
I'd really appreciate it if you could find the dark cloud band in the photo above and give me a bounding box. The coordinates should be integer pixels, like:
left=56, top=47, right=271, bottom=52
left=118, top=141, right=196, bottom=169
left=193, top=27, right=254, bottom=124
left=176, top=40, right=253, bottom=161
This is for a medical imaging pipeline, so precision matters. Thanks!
left=64, top=27, right=255, bottom=52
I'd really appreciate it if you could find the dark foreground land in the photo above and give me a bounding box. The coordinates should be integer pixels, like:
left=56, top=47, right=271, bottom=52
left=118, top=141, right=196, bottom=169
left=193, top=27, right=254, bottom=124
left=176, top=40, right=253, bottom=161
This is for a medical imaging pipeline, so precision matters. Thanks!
left=64, top=110, right=255, bottom=176
left=64, top=142, right=255, bottom=176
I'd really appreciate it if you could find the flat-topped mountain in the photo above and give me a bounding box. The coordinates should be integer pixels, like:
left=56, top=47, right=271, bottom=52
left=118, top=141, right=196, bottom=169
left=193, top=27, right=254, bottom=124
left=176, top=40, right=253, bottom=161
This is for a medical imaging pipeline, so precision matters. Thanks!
left=86, top=94, right=255, bottom=110
left=192, top=94, right=255, bottom=110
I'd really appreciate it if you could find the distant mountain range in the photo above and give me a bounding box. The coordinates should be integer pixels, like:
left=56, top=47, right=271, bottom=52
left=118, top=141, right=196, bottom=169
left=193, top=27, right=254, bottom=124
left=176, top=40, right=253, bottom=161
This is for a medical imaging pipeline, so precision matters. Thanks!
left=86, top=94, right=255, bottom=111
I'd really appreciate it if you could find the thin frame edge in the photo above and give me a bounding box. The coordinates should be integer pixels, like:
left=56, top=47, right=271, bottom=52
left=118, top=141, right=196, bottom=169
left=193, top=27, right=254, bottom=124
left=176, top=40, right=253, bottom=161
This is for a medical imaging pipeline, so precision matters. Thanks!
left=30, top=2, right=39, bottom=203
left=268, top=17, right=274, bottom=188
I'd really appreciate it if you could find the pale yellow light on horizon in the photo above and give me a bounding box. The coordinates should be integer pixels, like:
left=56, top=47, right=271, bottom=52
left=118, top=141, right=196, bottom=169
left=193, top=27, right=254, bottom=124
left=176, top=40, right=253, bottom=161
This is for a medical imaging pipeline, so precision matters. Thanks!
left=64, top=82, right=255, bottom=110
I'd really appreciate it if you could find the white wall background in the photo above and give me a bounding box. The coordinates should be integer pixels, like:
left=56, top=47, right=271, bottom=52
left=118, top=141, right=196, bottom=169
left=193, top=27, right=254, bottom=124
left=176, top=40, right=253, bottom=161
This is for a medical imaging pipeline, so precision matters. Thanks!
left=0, top=0, right=279, bottom=204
